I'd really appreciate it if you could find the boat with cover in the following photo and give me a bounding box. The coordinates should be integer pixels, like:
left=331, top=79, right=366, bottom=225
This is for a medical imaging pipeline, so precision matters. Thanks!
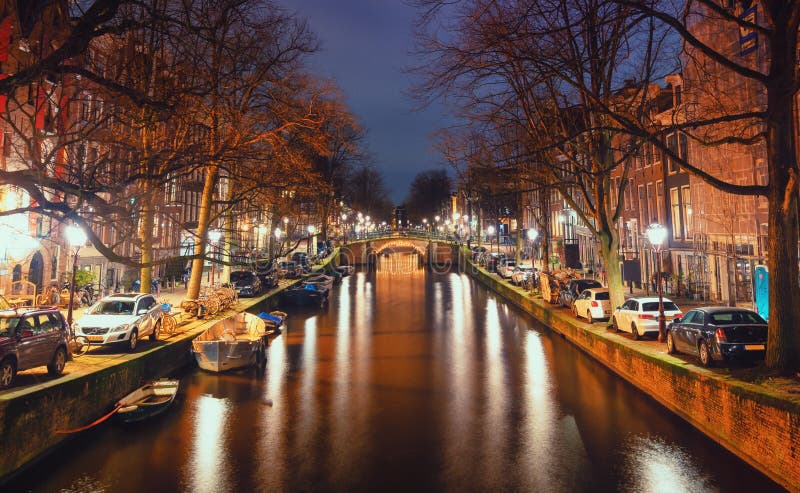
left=257, top=310, right=287, bottom=329
left=191, top=312, right=274, bottom=372
left=281, top=283, right=328, bottom=306
left=116, top=379, right=179, bottom=423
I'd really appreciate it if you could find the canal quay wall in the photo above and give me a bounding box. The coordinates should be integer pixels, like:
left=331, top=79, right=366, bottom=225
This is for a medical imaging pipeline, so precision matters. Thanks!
left=460, top=254, right=800, bottom=492
left=0, top=253, right=339, bottom=483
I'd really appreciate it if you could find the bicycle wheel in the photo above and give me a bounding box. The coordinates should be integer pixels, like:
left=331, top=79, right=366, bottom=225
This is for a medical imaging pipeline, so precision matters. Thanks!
left=161, top=314, right=177, bottom=335
left=205, top=298, right=220, bottom=316
left=72, top=336, right=90, bottom=357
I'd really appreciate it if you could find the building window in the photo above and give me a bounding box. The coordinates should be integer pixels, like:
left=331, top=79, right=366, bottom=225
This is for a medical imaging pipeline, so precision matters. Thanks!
left=50, top=246, right=59, bottom=280
left=656, top=180, right=665, bottom=225
left=681, top=185, right=692, bottom=239
left=638, top=185, right=648, bottom=233
left=671, top=187, right=682, bottom=240
left=646, top=183, right=655, bottom=224
left=2, top=131, right=10, bottom=157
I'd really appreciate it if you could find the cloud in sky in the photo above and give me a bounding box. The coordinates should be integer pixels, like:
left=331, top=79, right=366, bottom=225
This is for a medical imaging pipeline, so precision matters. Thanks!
left=279, top=0, right=452, bottom=203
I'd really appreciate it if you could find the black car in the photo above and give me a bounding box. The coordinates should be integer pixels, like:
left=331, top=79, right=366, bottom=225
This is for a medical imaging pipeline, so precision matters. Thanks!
left=558, top=278, right=603, bottom=308
left=484, top=252, right=506, bottom=272
left=230, top=271, right=263, bottom=298
left=0, top=307, right=69, bottom=388
left=666, top=307, right=767, bottom=367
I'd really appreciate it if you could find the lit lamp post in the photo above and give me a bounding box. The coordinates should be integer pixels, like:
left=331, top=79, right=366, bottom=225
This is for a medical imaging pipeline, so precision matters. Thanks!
left=341, top=213, right=348, bottom=244
left=487, top=225, right=495, bottom=253
left=646, top=223, right=668, bottom=343
left=307, top=224, right=316, bottom=254
left=65, top=225, right=88, bottom=329
left=527, top=228, right=539, bottom=264
left=208, top=229, right=222, bottom=286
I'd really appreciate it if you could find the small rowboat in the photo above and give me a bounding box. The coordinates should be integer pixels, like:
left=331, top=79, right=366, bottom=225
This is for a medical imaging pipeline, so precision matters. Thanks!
left=336, top=265, right=354, bottom=276
left=116, top=379, right=179, bottom=423
left=192, top=312, right=274, bottom=372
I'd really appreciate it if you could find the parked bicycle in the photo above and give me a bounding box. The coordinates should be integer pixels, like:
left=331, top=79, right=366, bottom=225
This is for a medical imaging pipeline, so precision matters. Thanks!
left=158, top=301, right=178, bottom=336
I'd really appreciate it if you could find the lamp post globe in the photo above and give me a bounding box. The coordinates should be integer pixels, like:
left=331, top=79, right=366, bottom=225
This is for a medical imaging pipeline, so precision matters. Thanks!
left=646, top=223, right=668, bottom=342
left=65, top=225, right=88, bottom=329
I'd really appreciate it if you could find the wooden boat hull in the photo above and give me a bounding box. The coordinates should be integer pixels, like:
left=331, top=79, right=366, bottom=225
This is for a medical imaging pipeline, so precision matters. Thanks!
left=192, top=312, right=270, bottom=372
left=117, top=379, right=179, bottom=423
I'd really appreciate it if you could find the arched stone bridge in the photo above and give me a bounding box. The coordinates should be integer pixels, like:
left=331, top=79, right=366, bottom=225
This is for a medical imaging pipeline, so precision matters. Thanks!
left=339, top=231, right=461, bottom=267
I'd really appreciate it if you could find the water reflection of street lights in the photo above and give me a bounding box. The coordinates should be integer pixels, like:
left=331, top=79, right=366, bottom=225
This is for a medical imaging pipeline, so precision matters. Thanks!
left=646, top=223, right=668, bottom=343
left=487, top=225, right=496, bottom=253
left=65, top=225, right=88, bottom=329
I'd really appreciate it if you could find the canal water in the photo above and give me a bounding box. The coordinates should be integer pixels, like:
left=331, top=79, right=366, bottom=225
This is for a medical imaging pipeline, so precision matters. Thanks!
left=9, top=258, right=782, bottom=492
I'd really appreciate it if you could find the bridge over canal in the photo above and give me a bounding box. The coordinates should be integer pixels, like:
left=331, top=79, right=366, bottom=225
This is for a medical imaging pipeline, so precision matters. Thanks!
left=339, top=231, right=461, bottom=267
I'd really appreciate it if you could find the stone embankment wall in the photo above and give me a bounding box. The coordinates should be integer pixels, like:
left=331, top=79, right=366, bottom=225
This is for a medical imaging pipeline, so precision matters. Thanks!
left=460, top=254, right=800, bottom=492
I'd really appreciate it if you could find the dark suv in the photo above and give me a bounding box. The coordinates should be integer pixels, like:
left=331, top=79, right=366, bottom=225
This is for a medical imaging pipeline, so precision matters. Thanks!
left=230, top=270, right=263, bottom=297
left=0, top=307, right=69, bottom=388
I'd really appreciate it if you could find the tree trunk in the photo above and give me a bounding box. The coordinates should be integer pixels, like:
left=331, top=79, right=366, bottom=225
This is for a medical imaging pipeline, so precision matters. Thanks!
left=516, top=192, right=523, bottom=263
left=138, top=182, right=154, bottom=295
left=764, top=20, right=800, bottom=373
left=599, top=228, right=624, bottom=323
left=187, top=165, right=218, bottom=300
left=221, top=176, right=234, bottom=285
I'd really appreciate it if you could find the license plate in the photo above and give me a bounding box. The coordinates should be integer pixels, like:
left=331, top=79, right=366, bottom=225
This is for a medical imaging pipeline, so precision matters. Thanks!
left=87, top=335, right=104, bottom=342
left=745, top=344, right=765, bottom=351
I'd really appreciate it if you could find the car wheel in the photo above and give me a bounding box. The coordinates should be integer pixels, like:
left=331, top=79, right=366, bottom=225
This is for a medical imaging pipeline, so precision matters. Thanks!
left=150, top=321, right=160, bottom=341
left=699, top=340, right=713, bottom=367
left=48, top=347, right=67, bottom=375
left=631, top=323, right=640, bottom=341
left=587, top=310, right=594, bottom=324
left=128, top=329, right=139, bottom=352
left=0, top=359, right=15, bottom=388
left=610, top=317, right=619, bottom=332
left=666, top=332, right=676, bottom=354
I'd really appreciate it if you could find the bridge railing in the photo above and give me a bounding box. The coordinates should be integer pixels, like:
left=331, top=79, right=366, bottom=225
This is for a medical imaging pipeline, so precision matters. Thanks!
left=344, top=229, right=461, bottom=244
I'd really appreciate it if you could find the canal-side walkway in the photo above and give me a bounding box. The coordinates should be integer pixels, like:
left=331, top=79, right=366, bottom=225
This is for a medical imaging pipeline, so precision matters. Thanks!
left=462, top=256, right=800, bottom=492
left=0, top=252, right=340, bottom=483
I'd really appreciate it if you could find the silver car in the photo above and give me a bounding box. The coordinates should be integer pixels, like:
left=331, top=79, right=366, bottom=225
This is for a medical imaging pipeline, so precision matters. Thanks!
left=74, top=293, right=162, bottom=351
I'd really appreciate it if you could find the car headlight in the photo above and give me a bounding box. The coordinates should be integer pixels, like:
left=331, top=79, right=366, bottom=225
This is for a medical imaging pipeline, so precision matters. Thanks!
left=110, top=323, right=130, bottom=334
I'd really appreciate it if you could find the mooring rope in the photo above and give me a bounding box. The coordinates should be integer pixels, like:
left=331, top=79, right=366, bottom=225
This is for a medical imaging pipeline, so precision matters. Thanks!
left=55, top=403, right=124, bottom=434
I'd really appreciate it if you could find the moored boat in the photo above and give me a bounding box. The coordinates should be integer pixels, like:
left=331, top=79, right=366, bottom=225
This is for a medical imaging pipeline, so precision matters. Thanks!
left=257, top=310, right=287, bottom=329
left=305, top=273, right=334, bottom=290
left=191, top=312, right=274, bottom=372
left=116, top=379, right=179, bottom=423
left=336, top=265, right=354, bottom=276
left=280, top=284, right=328, bottom=306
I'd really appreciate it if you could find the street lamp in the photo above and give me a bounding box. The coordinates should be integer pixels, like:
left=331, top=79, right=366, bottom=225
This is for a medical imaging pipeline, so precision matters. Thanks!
left=208, top=229, right=222, bottom=286
left=487, top=225, right=496, bottom=253
left=65, top=225, right=88, bottom=329
left=307, top=224, right=316, bottom=254
left=527, top=228, right=539, bottom=263
left=646, top=223, right=668, bottom=343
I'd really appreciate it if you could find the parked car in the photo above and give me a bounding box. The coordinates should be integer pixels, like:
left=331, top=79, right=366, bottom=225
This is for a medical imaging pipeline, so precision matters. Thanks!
left=277, top=260, right=302, bottom=279
left=572, top=288, right=611, bottom=323
left=470, top=246, right=487, bottom=262
left=558, top=278, right=603, bottom=308
left=611, top=297, right=683, bottom=340
left=256, top=271, right=279, bottom=290
left=497, top=258, right=518, bottom=278
left=484, top=252, right=506, bottom=272
left=291, top=252, right=312, bottom=273
left=666, top=307, right=767, bottom=366
left=230, top=270, right=263, bottom=297
left=511, top=264, right=536, bottom=286
left=0, top=306, right=69, bottom=388
left=74, top=293, right=162, bottom=352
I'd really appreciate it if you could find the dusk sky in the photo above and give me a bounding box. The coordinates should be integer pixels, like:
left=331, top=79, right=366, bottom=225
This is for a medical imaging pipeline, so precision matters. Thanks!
left=279, top=0, right=452, bottom=204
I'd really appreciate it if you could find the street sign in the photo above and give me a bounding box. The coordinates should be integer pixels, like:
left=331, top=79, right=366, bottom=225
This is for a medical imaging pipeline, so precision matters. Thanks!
left=754, top=265, right=768, bottom=320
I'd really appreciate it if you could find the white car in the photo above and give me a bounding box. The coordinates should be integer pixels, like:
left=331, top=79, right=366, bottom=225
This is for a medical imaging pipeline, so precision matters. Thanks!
left=74, top=293, right=162, bottom=351
left=511, top=264, right=535, bottom=286
left=573, top=288, right=611, bottom=323
left=497, top=259, right=517, bottom=278
left=611, top=297, right=683, bottom=340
